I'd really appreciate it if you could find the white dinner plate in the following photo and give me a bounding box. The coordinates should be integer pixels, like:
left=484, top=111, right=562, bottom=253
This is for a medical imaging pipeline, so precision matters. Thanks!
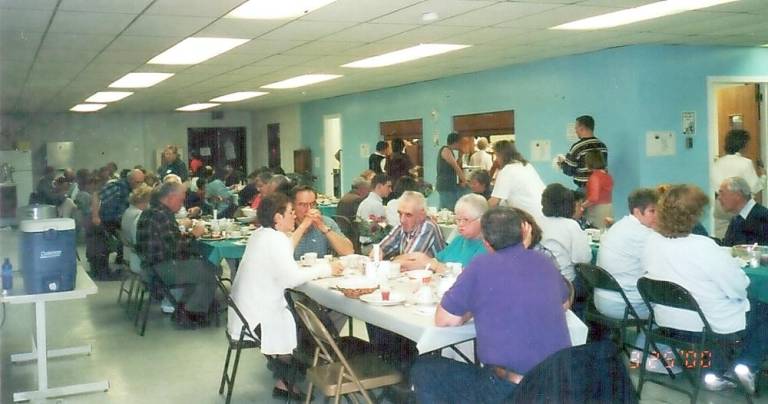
left=360, top=291, right=406, bottom=306
left=405, top=269, right=433, bottom=280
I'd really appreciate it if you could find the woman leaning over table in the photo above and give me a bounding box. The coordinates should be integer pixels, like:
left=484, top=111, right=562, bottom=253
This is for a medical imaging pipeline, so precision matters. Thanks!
left=644, top=184, right=750, bottom=391
left=397, top=193, right=489, bottom=272
left=227, top=193, right=341, bottom=401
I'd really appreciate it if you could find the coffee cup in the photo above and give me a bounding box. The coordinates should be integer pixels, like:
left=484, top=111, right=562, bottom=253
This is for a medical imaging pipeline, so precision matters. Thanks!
left=414, top=285, right=434, bottom=304
left=300, top=252, right=318, bottom=266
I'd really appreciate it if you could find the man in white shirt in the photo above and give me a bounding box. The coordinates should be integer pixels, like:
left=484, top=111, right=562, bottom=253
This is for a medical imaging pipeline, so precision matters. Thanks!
left=469, top=138, right=493, bottom=171
left=594, top=188, right=659, bottom=319
left=711, top=129, right=764, bottom=238
left=356, top=173, right=392, bottom=221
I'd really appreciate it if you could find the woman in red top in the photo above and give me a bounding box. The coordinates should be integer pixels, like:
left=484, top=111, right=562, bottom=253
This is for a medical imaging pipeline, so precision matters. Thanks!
left=583, top=150, right=613, bottom=229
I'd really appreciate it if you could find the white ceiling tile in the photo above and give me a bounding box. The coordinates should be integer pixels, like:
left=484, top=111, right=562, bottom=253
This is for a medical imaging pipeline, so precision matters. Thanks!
left=144, top=0, right=243, bottom=17
left=282, top=40, right=367, bottom=56
left=577, top=0, right=656, bottom=6
left=437, top=1, right=561, bottom=27
left=496, top=4, right=619, bottom=29
left=91, top=49, right=156, bottom=64
left=608, top=10, right=728, bottom=32
left=36, top=48, right=101, bottom=63
left=652, top=13, right=768, bottom=36
left=302, top=0, right=422, bottom=22
left=225, top=65, right=281, bottom=80
left=196, top=51, right=264, bottom=67
left=0, top=47, right=37, bottom=62
left=378, top=24, right=477, bottom=44
left=59, top=0, right=153, bottom=14
left=0, top=0, right=57, bottom=10
left=122, top=15, right=215, bottom=37
left=711, top=0, right=768, bottom=14
left=250, top=53, right=320, bottom=67
left=371, top=0, right=495, bottom=25
left=49, top=11, right=136, bottom=35
left=77, top=63, right=137, bottom=80
left=259, top=20, right=358, bottom=41
left=0, top=8, right=53, bottom=31
left=322, top=23, right=419, bottom=42
left=196, top=18, right=285, bottom=38
left=442, top=27, right=529, bottom=44
left=39, top=33, right=115, bottom=52
left=0, top=31, right=43, bottom=51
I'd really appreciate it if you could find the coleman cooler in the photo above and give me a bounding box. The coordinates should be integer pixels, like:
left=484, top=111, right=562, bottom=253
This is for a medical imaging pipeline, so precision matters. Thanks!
left=19, top=218, right=77, bottom=294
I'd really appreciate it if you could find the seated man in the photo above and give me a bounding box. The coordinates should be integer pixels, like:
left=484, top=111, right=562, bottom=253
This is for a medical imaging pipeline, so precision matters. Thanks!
left=136, top=182, right=219, bottom=327
left=336, top=177, right=370, bottom=221
left=378, top=191, right=446, bottom=262
left=411, top=207, right=571, bottom=402
left=719, top=176, right=768, bottom=246
left=594, top=188, right=659, bottom=319
left=291, top=185, right=354, bottom=260
left=355, top=173, right=391, bottom=221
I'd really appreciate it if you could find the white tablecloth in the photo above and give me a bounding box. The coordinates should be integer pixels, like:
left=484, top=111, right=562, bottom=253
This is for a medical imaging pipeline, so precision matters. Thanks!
left=297, top=274, right=588, bottom=354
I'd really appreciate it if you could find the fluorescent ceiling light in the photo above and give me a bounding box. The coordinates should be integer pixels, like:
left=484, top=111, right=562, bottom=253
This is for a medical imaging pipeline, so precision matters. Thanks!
left=210, top=91, right=269, bottom=102
left=551, top=0, right=739, bottom=30
left=85, top=91, right=133, bottom=103
left=176, top=103, right=220, bottom=112
left=70, top=104, right=107, bottom=112
left=342, top=44, right=471, bottom=68
left=228, top=0, right=337, bottom=19
left=148, top=37, right=249, bottom=65
left=109, top=73, right=174, bottom=88
left=762, top=43, right=768, bottom=47
left=261, top=74, right=342, bottom=89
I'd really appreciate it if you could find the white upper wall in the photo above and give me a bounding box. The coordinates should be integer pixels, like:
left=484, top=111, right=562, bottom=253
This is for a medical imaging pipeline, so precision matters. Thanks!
left=251, top=104, right=301, bottom=173
left=5, top=110, right=253, bottom=179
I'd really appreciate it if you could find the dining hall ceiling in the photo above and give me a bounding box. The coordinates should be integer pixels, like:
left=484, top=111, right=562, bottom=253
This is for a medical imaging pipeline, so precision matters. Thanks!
left=1, top=0, right=767, bottom=114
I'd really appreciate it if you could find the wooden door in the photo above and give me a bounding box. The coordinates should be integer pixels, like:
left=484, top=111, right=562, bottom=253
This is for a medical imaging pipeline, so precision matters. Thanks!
left=717, top=84, right=760, bottom=162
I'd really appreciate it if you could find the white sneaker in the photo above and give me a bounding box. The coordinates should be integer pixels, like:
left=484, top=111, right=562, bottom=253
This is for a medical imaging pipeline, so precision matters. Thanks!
left=161, top=298, right=175, bottom=314
left=734, top=364, right=756, bottom=394
left=703, top=373, right=737, bottom=391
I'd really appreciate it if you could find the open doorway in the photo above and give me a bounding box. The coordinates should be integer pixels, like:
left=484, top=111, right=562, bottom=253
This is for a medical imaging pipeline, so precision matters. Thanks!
left=323, top=114, right=342, bottom=197
left=187, top=127, right=247, bottom=178
left=707, top=77, right=768, bottom=233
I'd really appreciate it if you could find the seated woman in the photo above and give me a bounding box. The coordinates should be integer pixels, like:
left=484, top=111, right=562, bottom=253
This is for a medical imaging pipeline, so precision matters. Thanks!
left=468, top=170, right=492, bottom=200
left=538, top=184, right=592, bottom=315
left=397, top=193, right=488, bottom=272
left=645, top=184, right=749, bottom=391
left=120, top=184, right=152, bottom=275
left=228, top=193, right=341, bottom=400
left=200, top=166, right=235, bottom=217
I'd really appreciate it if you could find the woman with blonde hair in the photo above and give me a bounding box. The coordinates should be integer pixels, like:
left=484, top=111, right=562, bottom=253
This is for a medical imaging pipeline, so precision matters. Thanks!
left=121, top=184, right=153, bottom=275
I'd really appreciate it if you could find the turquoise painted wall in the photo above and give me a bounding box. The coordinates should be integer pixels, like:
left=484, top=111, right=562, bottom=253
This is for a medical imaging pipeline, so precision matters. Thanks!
left=300, top=45, right=768, bottom=217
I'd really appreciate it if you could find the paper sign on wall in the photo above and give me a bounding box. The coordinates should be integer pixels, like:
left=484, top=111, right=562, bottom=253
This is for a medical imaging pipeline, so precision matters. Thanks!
left=530, top=140, right=551, bottom=162
left=682, top=111, right=696, bottom=135
left=200, top=147, right=211, bottom=157
left=646, top=131, right=676, bottom=157
left=360, top=143, right=370, bottom=158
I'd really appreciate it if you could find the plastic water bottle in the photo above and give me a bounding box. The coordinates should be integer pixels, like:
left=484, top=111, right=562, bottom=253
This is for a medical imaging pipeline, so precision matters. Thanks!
left=2, top=258, right=12, bottom=294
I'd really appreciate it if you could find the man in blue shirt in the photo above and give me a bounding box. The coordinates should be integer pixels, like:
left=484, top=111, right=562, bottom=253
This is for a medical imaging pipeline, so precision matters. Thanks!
left=411, top=207, right=571, bottom=403
left=290, top=185, right=353, bottom=260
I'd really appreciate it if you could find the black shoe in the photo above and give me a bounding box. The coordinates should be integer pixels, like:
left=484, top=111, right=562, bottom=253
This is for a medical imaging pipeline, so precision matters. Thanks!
left=272, top=387, right=307, bottom=401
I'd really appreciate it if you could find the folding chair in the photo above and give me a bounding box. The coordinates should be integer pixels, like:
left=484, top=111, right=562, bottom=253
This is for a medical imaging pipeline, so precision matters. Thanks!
left=636, top=277, right=752, bottom=404
left=133, top=265, right=202, bottom=336
left=215, top=276, right=261, bottom=404
left=333, top=215, right=361, bottom=254
left=576, top=264, right=658, bottom=357
left=293, top=300, right=403, bottom=404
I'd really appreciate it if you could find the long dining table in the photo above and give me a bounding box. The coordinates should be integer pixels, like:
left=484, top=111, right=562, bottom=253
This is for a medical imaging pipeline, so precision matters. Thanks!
left=297, top=270, right=589, bottom=355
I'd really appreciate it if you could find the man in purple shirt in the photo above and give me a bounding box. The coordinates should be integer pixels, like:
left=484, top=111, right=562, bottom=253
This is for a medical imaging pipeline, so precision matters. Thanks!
left=411, top=207, right=571, bottom=403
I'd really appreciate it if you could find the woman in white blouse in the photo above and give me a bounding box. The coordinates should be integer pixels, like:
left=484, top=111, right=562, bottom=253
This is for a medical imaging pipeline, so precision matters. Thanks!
left=228, top=193, right=341, bottom=400
left=538, top=183, right=592, bottom=315
left=120, top=184, right=152, bottom=275
left=488, top=140, right=545, bottom=219
left=644, top=184, right=749, bottom=390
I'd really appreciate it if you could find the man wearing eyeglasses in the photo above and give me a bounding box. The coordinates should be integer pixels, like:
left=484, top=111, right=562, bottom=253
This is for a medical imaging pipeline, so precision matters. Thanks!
left=290, top=185, right=354, bottom=260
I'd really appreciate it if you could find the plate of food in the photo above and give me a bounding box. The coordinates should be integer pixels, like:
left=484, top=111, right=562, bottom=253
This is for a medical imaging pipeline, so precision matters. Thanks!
left=199, top=231, right=224, bottom=241
left=335, top=277, right=378, bottom=299
left=360, top=291, right=406, bottom=306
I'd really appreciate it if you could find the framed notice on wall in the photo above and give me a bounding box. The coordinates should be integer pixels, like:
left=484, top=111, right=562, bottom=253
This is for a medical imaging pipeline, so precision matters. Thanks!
left=682, top=111, right=696, bottom=135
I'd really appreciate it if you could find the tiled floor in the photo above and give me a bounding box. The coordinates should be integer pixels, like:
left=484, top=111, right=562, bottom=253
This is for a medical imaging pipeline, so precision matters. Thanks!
left=1, top=228, right=764, bottom=403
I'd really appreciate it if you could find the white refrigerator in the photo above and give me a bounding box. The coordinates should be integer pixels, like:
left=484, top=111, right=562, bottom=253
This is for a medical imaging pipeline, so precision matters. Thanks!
left=0, top=149, right=34, bottom=210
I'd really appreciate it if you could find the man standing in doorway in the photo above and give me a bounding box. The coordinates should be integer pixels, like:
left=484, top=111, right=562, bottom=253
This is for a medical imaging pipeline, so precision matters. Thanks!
left=436, top=132, right=467, bottom=210
left=558, top=115, right=608, bottom=189
left=369, top=141, right=390, bottom=174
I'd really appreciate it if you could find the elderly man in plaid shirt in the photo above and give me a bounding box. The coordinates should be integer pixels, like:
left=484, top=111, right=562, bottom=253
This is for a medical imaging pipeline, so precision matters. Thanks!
left=136, top=182, right=219, bottom=327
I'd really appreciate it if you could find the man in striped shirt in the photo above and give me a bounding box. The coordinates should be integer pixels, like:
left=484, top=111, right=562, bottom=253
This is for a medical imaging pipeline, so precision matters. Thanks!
left=559, top=115, right=608, bottom=188
left=378, top=191, right=446, bottom=262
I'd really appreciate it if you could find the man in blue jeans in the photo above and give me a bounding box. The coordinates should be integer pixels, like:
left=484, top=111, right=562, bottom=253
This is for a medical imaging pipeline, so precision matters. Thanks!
left=410, top=207, right=571, bottom=403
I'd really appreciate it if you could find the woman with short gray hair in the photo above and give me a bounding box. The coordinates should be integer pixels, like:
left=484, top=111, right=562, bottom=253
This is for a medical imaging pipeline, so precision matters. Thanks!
left=398, top=193, right=489, bottom=273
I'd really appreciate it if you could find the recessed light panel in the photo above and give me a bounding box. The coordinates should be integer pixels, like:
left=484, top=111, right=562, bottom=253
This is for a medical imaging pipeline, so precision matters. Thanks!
left=70, top=104, right=107, bottom=112
left=108, top=73, right=174, bottom=88
left=210, top=92, right=269, bottom=102
left=261, top=74, right=342, bottom=89
left=176, top=103, right=220, bottom=112
left=85, top=91, right=133, bottom=103
left=342, top=44, right=470, bottom=68
left=148, top=37, right=249, bottom=65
